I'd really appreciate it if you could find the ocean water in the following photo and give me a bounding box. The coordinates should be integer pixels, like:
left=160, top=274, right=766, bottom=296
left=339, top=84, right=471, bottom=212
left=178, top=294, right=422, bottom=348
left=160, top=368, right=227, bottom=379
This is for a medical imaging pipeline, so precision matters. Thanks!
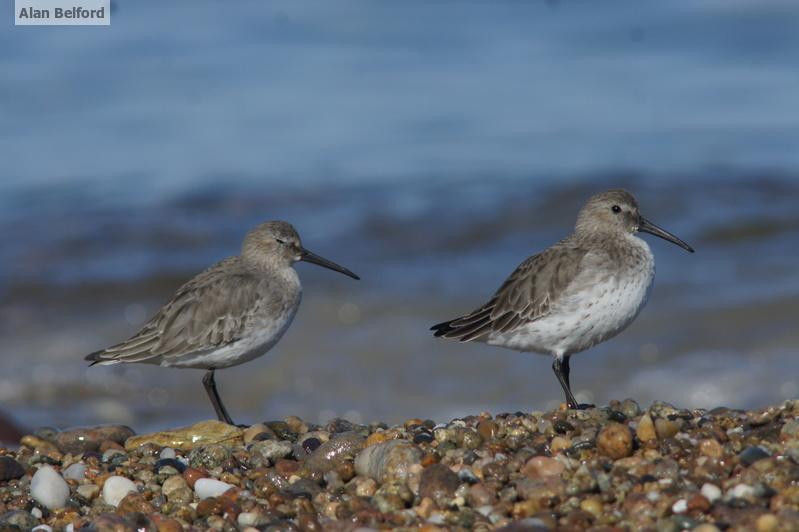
left=1, top=0, right=798, bottom=432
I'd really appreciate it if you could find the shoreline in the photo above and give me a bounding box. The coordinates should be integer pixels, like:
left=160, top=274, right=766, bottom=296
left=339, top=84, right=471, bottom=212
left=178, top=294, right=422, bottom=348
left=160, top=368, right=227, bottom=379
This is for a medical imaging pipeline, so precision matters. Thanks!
left=1, top=399, right=798, bottom=530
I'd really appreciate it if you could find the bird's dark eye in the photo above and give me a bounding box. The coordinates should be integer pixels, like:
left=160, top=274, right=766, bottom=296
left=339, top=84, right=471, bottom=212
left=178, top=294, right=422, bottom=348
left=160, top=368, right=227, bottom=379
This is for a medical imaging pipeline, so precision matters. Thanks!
left=611, top=205, right=621, bottom=214
left=275, top=238, right=286, bottom=245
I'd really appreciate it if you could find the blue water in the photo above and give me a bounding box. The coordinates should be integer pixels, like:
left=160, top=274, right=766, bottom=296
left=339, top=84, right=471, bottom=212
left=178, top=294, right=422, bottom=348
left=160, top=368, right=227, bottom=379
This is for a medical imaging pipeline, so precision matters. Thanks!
left=1, top=0, right=799, bottom=431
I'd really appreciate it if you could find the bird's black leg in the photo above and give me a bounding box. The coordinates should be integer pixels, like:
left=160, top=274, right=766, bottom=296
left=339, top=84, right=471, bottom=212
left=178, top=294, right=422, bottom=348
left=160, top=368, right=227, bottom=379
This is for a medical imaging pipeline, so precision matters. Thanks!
left=202, top=369, right=235, bottom=425
left=553, top=356, right=594, bottom=410
left=552, top=356, right=579, bottom=409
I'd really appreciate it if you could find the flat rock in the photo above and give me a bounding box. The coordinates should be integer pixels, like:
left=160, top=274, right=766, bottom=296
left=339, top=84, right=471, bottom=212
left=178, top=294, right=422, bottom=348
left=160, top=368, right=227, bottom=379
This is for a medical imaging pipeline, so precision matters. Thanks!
left=54, top=425, right=135, bottom=454
left=124, top=420, right=242, bottom=451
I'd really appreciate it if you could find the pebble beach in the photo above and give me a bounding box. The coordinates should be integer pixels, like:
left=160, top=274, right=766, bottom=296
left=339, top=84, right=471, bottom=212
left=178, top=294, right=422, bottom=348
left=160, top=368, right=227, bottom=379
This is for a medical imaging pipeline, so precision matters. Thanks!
left=1, top=399, right=798, bottom=531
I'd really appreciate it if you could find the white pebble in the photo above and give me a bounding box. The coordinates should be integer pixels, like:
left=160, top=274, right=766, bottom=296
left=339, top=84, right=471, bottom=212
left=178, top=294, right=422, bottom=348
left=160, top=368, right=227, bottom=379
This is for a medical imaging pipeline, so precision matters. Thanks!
left=30, top=465, right=70, bottom=510
left=237, top=512, right=259, bottom=527
left=31, top=507, right=43, bottom=519
left=102, top=476, right=137, bottom=507
left=62, top=463, right=87, bottom=481
left=671, top=499, right=688, bottom=514
left=159, top=447, right=176, bottom=460
left=730, top=484, right=755, bottom=499
left=32, top=526, right=53, bottom=532
left=65, top=525, right=74, bottom=532
left=701, top=483, right=722, bottom=502
left=194, top=478, right=234, bottom=499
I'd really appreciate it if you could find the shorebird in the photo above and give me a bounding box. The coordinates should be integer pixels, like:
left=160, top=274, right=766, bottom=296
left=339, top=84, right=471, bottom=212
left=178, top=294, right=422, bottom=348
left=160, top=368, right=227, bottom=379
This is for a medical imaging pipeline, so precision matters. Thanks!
left=86, top=221, right=359, bottom=425
left=431, top=189, right=694, bottom=409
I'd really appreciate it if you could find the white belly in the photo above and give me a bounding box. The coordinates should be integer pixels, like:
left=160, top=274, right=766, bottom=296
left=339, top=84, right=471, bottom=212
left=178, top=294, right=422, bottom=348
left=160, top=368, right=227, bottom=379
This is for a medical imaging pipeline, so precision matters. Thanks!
left=488, top=241, right=655, bottom=357
left=165, top=271, right=303, bottom=370
left=166, top=303, right=300, bottom=370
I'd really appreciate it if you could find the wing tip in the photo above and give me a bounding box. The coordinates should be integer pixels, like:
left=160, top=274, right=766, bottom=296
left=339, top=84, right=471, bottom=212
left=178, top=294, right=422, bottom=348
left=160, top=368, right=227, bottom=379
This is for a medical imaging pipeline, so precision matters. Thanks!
left=430, top=320, right=454, bottom=337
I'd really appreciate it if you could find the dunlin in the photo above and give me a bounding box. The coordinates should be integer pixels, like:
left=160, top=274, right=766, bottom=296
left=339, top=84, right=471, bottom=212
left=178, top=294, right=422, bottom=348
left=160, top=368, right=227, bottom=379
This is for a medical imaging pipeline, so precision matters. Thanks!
left=86, top=221, right=359, bottom=425
left=431, top=189, right=694, bottom=409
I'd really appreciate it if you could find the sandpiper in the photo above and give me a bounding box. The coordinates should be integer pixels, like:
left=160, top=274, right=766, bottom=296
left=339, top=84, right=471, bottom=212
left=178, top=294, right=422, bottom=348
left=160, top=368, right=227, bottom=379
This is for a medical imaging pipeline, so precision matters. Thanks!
left=431, top=189, right=694, bottom=409
left=86, top=221, right=359, bottom=425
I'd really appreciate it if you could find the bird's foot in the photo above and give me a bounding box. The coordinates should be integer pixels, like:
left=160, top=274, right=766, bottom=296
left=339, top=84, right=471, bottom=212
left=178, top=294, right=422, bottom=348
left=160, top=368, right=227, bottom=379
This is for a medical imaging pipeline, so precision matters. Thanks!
left=567, top=402, right=596, bottom=410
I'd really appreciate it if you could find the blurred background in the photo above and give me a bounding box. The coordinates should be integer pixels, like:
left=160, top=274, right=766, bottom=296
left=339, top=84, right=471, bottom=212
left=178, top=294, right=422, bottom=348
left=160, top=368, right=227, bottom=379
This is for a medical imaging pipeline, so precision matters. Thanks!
left=2, top=0, right=799, bottom=432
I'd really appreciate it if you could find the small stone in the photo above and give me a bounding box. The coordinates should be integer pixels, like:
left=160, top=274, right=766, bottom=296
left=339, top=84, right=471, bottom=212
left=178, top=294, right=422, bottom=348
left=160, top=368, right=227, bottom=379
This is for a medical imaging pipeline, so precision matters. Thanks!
left=243, top=423, right=276, bottom=443
left=701, top=483, right=722, bottom=503
left=654, top=418, right=680, bottom=439
left=671, top=498, right=688, bottom=514
left=124, top=420, right=242, bottom=451
left=550, top=436, right=571, bottom=453
left=730, top=484, right=755, bottom=499
left=521, top=456, right=564, bottom=479
left=30, top=465, right=70, bottom=510
left=188, top=444, right=231, bottom=469
left=366, top=431, right=390, bottom=447
left=698, top=438, right=723, bottom=458
left=155, top=457, right=187, bottom=474
left=354, top=439, right=422, bottom=484
left=419, top=463, right=459, bottom=506
left=102, top=475, right=138, bottom=507
left=579, top=497, right=603, bottom=518
left=620, top=398, right=641, bottom=418
left=303, top=432, right=364, bottom=475
left=413, top=431, right=434, bottom=444
left=159, top=447, right=177, bottom=460
left=162, top=475, right=193, bottom=505
left=76, top=483, right=100, bottom=501
left=477, top=420, right=498, bottom=440
left=117, top=491, right=156, bottom=514
left=687, top=493, right=711, bottom=513
left=0, top=456, right=25, bottom=481
left=693, top=525, right=721, bottom=532
left=182, top=467, right=206, bottom=488
left=249, top=440, right=293, bottom=467
left=194, top=478, right=234, bottom=499
left=636, top=414, right=657, bottom=443
left=739, top=446, right=770, bottom=466
left=62, top=463, right=86, bottom=481
left=302, top=437, right=322, bottom=453
left=780, top=419, right=799, bottom=441
left=756, top=513, right=779, bottom=532
left=0, top=510, right=39, bottom=531
left=54, top=425, right=135, bottom=454
left=597, top=423, right=633, bottom=459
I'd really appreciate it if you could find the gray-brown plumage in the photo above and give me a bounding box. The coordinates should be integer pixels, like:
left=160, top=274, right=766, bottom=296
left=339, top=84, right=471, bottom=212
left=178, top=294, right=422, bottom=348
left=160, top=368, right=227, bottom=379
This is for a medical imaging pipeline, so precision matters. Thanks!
left=86, top=221, right=359, bottom=425
left=432, top=189, right=694, bottom=409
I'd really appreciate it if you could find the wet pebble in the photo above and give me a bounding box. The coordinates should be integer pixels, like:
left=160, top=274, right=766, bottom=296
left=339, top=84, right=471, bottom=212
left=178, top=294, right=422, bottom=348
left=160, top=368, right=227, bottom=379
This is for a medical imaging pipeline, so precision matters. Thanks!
left=30, top=465, right=70, bottom=510
left=597, top=422, right=633, bottom=459
left=0, top=456, right=25, bottom=481
left=102, top=475, right=138, bottom=507
left=194, top=478, right=235, bottom=499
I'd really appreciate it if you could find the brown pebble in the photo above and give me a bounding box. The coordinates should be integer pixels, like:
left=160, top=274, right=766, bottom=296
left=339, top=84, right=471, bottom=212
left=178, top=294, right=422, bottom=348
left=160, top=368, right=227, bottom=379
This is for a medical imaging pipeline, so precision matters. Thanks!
left=636, top=414, right=657, bottom=443
left=196, top=497, right=223, bottom=517
left=687, top=493, right=711, bottom=513
left=275, top=458, right=300, bottom=477
left=756, top=513, right=779, bottom=532
left=655, top=418, right=680, bottom=439
left=597, top=423, right=633, bottom=460
left=365, top=432, right=390, bottom=447
left=477, top=419, right=499, bottom=440
left=521, top=456, right=564, bottom=479
left=116, top=492, right=156, bottom=514
left=182, top=467, right=206, bottom=488
left=699, top=438, right=723, bottom=458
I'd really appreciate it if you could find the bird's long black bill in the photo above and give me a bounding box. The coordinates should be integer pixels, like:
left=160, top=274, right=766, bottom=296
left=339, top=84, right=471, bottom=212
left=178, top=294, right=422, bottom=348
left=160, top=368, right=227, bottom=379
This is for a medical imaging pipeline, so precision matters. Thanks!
left=300, top=248, right=360, bottom=279
left=639, top=216, right=695, bottom=253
